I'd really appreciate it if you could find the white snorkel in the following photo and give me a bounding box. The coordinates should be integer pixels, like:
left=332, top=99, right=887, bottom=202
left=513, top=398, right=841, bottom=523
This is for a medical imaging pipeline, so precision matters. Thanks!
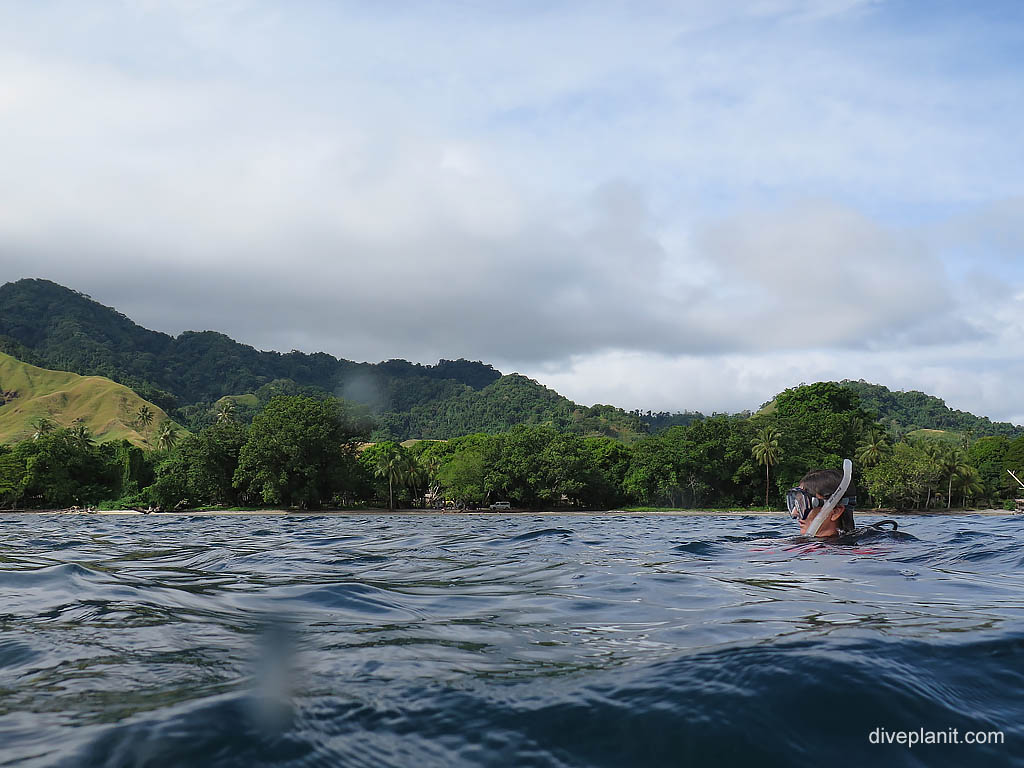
left=805, top=459, right=853, bottom=537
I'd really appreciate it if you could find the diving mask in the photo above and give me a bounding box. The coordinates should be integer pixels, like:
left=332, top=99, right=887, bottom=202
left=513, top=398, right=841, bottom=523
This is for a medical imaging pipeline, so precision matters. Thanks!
left=787, top=487, right=826, bottom=520
left=787, top=487, right=855, bottom=519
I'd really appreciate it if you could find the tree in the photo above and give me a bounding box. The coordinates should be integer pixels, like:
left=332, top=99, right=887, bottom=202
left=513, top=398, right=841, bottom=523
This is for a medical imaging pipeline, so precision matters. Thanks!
left=623, top=437, right=680, bottom=507
left=966, top=435, right=1010, bottom=501
left=751, top=426, right=782, bottom=509
left=136, top=405, right=154, bottom=431
left=856, top=428, right=891, bottom=468
left=951, top=465, right=983, bottom=508
left=156, top=423, right=180, bottom=451
left=484, top=425, right=589, bottom=508
left=534, top=431, right=591, bottom=506
left=215, top=400, right=236, bottom=424
left=420, top=453, right=442, bottom=505
left=69, top=423, right=95, bottom=449
left=673, top=417, right=757, bottom=507
left=101, top=439, right=154, bottom=502
left=0, top=449, right=27, bottom=507
left=581, top=436, right=633, bottom=509
left=400, top=452, right=430, bottom=507
left=368, top=442, right=404, bottom=510
left=770, top=383, right=872, bottom=493
left=914, top=439, right=945, bottom=509
left=1003, top=435, right=1024, bottom=496
left=863, top=443, right=941, bottom=510
left=149, top=420, right=247, bottom=510
left=31, top=417, right=55, bottom=440
left=934, top=445, right=970, bottom=509
left=430, top=436, right=490, bottom=506
left=13, top=429, right=112, bottom=507
left=233, top=395, right=369, bottom=509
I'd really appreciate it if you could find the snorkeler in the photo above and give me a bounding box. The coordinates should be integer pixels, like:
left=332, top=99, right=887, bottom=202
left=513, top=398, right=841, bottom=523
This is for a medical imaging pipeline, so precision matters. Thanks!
left=787, top=459, right=901, bottom=539
left=786, top=459, right=857, bottom=537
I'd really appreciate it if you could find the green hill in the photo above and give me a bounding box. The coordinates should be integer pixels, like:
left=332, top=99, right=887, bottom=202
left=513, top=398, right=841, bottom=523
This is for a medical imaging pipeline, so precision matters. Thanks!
left=756, top=381, right=1021, bottom=439
left=376, top=373, right=646, bottom=440
left=0, top=352, right=179, bottom=448
left=839, top=380, right=1023, bottom=438
left=0, top=279, right=645, bottom=441
left=7, top=278, right=1013, bottom=444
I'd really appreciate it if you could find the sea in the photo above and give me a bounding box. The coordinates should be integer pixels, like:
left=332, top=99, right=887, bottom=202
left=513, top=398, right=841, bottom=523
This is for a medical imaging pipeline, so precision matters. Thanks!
left=0, top=512, right=1021, bottom=767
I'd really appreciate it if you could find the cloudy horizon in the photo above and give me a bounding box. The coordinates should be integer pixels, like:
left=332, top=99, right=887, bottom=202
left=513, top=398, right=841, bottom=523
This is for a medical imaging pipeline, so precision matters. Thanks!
left=2, top=1, right=1023, bottom=423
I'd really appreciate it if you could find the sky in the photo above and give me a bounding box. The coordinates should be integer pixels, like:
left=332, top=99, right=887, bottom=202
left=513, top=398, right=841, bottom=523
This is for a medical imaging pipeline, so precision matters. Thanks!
left=2, top=0, right=1024, bottom=422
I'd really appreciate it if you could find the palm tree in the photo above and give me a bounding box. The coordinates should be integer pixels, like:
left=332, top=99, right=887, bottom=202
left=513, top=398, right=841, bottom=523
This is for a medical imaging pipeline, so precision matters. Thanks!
left=940, top=447, right=971, bottom=510
left=31, top=417, right=54, bottom=440
left=157, top=423, right=180, bottom=451
left=916, top=441, right=945, bottom=509
left=751, top=426, right=782, bottom=509
left=372, top=444, right=403, bottom=510
left=397, top=452, right=425, bottom=507
left=68, top=423, right=94, bottom=449
left=136, top=405, right=154, bottom=431
left=856, top=428, right=891, bottom=467
left=422, top=455, right=442, bottom=505
left=952, top=465, right=983, bottom=508
left=959, top=432, right=969, bottom=451
left=214, top=400, right=236, bottom=424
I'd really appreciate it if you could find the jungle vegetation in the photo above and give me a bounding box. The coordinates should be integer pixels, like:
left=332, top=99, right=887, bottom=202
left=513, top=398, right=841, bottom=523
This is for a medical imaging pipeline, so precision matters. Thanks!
left=2, top=383, right=1022, bottom=512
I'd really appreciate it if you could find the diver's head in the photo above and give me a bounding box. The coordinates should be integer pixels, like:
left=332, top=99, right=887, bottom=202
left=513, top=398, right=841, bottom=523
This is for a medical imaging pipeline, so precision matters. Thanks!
left=789, top=468, right=857, bottom=537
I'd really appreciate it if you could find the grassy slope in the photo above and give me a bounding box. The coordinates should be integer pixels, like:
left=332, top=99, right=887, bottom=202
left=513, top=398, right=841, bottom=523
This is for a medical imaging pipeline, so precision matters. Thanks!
left=0, top=352, right=179, bottom=448
left=906, top=428, right=961, bottom=445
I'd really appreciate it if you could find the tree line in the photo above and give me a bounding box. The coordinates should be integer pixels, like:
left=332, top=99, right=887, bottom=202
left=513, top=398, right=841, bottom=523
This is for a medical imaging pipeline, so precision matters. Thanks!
left=2, top=383, right=1023, bottom=511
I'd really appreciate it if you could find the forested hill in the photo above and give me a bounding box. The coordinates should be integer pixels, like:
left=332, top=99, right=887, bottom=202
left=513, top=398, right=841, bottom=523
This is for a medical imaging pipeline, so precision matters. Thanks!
left=838, top=380, right=1023, bottom=439
left=2, top=279, right=1016, bottom=443
left=0, top=279, right=645, bottom=440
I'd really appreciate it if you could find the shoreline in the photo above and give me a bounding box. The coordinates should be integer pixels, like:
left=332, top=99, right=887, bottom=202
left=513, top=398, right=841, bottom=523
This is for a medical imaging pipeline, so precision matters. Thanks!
left=1, top=508, right=1019, bottom=517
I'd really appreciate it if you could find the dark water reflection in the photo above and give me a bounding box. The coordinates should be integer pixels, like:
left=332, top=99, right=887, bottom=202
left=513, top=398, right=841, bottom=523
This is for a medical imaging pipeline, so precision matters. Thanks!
left=0, top=513, right=1022, bottom=767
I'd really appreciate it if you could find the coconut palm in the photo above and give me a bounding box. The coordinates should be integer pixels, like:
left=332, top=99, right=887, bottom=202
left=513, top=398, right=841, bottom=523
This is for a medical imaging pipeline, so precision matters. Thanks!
left=751, top=426, right=782, bottom=509
left=214, top=400, right=236, bottom=424
left=929, top=444, right=966, bottom=512
left=951, top=465, right=983, bottom=508
left=405, top=454, right=433, bottom=507
left=915, top=440, right=945, bottom=509
left=136, top=405, right=154, bottom=431
left=372, top=443, right=403, bottom=510
left=856, top=428, right=891, bottom=468
left=31, top=417, right=55, bottom=440
left=937, top=446, right=971, bottom=510
left=157, top=423, right=180, bottom=451
left=422, top=455, right=442, bottom=503
left=68, top=423, right=94, bottom=448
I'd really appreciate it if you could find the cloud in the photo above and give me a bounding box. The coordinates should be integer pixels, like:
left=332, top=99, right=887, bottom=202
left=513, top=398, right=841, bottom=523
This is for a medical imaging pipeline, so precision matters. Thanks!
left=687, top=201, right=985, bottom=352
left=0, top=1, right=1022, bottom=423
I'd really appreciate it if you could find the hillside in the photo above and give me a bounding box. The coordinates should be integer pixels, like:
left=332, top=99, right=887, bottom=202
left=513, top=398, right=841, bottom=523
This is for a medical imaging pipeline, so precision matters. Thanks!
left=0, top=279, right=645, bottom=440
left=838, top=380, right=1023, bottom=439
left=756, top=381, right=1021, bottom=440
left=5, top=278, right=1013, bottom=444
left=0, top=352, right=178, bottom=448
left=376, top=374, right=647, bottom=440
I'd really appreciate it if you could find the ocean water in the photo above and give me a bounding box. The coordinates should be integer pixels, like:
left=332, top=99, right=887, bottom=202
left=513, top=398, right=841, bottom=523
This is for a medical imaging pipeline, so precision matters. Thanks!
left=0, top=512, right=1021, bottom=768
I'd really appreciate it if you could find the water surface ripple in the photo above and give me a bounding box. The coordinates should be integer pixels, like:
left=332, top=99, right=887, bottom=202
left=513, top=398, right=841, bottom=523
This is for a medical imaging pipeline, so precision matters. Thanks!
left=1, top=513, right=1021, bottom=767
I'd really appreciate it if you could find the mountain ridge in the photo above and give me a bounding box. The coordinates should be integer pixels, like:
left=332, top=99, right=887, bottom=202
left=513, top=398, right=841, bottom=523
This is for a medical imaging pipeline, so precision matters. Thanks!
left=1, top=278, right=1018, bottom=440
left=0, top=278, right=645, bottom=440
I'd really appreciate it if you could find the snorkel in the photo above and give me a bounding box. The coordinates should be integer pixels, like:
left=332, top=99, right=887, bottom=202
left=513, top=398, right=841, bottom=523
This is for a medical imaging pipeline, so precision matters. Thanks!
left=804, top=459, right=853, bottom=537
